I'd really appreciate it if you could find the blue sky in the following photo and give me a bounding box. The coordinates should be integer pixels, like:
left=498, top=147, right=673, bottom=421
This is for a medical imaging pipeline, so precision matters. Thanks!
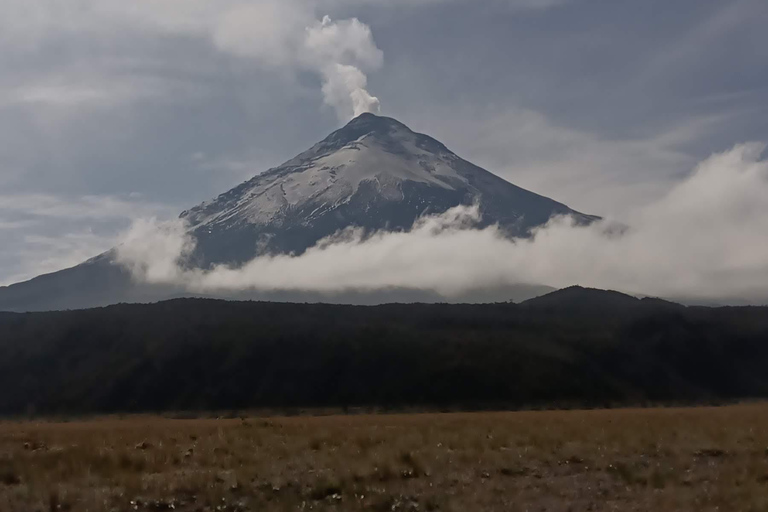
left=1, top=0, right=767, bottom=285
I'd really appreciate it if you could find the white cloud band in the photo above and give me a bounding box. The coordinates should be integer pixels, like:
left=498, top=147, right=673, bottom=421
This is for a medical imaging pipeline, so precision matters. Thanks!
left=116, top=143, right=768, bottom=303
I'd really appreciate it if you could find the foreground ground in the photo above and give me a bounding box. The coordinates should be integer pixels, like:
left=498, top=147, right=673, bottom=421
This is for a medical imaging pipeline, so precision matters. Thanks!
left=1, top=405, right=768, bottom=511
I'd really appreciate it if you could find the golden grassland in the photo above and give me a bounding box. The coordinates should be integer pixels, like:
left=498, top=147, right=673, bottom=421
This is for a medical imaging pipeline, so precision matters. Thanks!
left=1, top=405, right=768, bottom=511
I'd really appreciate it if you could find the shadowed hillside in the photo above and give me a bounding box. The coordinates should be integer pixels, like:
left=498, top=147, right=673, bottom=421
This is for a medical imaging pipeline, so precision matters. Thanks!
left=1, top=288, right=768, bottom=415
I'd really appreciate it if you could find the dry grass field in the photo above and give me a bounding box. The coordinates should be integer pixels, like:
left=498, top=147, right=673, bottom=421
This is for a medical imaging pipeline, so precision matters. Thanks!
left=1, top=405, right=768, bottom=512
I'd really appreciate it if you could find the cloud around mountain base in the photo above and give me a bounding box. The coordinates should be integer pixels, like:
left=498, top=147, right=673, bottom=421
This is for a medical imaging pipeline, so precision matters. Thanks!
left=116, top=143, right=768, bottom=304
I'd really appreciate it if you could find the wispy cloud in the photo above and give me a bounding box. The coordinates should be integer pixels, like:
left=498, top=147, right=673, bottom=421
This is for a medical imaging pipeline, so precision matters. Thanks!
left=0, top=193, right=175, bottom=221
left=0, top=193, right=176, bottom=285
left=640, top=0, right=767, bottom=83
left=0, top=74, right=210, bottom=110
left=404, top=106, right=726, bottom=217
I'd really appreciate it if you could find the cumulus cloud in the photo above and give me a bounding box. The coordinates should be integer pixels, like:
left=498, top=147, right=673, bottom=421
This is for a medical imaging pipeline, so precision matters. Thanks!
left=116, top=143, right=768, bottom=304
left=2, top=0, right=384, bottom=121
left=114, top=218, right=194, bottom=284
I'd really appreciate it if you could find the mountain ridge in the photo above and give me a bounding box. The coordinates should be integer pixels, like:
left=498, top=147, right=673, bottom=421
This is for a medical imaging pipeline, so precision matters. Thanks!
left=181, top=113, right=598, bottom=265
left=0, top=113, right=597, bottom=312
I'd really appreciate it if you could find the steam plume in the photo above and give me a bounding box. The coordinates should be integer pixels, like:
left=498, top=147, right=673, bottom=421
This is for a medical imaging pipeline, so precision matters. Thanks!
left=303, top=16, right=383, bottom=120
left=213, top=10, right=383, bottom=121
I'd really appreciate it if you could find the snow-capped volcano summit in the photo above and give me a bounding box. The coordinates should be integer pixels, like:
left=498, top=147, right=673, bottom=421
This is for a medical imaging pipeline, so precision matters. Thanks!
left=181, top=113, right=597, bottom=266
left=0, top=113, right=597, bottom=312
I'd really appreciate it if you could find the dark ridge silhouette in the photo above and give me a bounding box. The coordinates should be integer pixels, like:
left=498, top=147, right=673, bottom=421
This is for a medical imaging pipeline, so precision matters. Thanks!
left=522, top=286, right=641, bottom=308
left=520, top=286, right=683, bottom=317
left=2, top=288, right=768, bottom=415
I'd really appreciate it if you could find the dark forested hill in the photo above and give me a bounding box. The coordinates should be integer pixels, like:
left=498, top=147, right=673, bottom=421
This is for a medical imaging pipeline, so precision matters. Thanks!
left=2, top=289, right=768, bottom=415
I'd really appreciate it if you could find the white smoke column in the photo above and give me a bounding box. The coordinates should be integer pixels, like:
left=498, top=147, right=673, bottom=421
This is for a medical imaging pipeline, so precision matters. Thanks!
left=303, top=15, right=384, bottom=120
left=320, top=63, right=380, bottom=118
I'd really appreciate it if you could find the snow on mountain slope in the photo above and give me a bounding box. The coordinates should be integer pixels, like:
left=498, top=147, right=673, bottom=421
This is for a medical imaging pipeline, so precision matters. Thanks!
left=181, top=113, right=598, bottom=266
left=186, top=132, right=460, bottom=228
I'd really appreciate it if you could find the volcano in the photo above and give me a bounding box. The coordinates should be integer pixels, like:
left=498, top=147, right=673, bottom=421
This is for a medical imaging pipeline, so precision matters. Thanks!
left=182, top=113, right=597, bottom=266
left=0, top=113, right=598, bottom=311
